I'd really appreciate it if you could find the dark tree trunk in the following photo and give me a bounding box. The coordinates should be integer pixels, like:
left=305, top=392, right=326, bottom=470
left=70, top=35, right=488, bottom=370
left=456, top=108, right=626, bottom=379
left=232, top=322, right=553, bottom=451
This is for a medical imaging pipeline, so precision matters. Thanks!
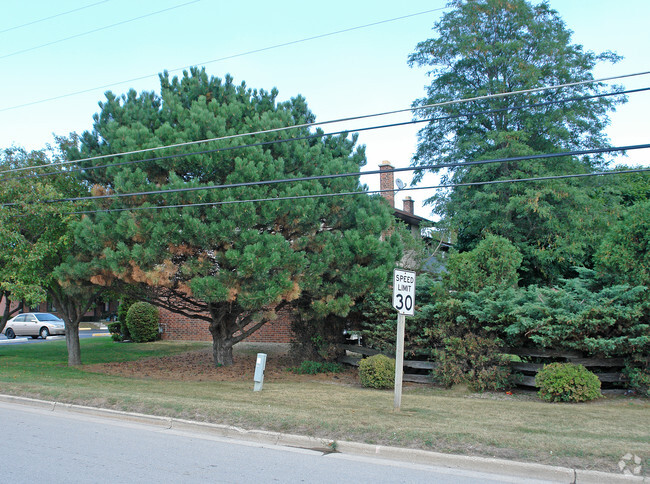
left=208, top=306, right=238, bottom=367
left=66, top=321, right=82, bottom=366
left=211, top=337, right=235, bottom=366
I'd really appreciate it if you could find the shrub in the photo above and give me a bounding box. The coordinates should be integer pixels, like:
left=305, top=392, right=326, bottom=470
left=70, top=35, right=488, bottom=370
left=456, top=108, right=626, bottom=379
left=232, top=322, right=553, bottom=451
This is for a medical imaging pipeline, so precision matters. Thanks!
left=117, top=298, right=135, bottom=341
left=431, top=333, right=512, bottom=392
left=107, top=321, right=123, bottom=342
left=288, top=361, right=344, bottom=374
left=623, top=365, right=650, bottom=397
left=125, top=302, right=160, bottom=343
left=535, top=363, right=601, bottom=403
left=359, top=354, right=395, bottom=389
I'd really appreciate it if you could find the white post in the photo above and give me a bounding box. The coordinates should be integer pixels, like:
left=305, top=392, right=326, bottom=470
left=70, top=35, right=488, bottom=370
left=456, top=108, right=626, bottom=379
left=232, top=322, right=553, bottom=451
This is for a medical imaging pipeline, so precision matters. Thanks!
left=394, top=313, right=405, bottom=411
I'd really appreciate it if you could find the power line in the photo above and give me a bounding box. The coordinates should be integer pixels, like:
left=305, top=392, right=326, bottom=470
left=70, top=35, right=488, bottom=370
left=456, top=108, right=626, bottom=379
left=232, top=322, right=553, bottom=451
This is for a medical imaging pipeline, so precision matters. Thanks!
left=0, top=7, right=446, bottom=112
left=1, top=77, right=643, bottom=176
left=0, top=1, right=110, bottom=35
left=3, top=143, right=649, bottom=207
left=39, top=167, right=650, bottom=216
left=0, top=0, right=201, bottom=60
left=1, top=86, right=643, bottom=185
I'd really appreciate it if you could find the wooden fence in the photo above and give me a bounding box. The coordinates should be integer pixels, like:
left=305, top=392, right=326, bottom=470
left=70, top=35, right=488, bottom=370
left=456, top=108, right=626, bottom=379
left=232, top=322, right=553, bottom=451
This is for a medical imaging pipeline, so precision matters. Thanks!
left=338, top=344, right=630, bottom=392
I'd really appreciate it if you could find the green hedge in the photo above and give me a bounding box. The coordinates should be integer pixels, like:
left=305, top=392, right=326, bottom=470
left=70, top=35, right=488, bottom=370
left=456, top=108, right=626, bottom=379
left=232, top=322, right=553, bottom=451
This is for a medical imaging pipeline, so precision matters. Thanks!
left=125, top=302, right=160, bottom=343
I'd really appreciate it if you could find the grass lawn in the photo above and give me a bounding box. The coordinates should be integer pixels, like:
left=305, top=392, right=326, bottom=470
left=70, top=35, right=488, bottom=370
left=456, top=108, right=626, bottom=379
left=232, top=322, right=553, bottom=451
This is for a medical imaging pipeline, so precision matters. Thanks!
left=0, top=338, right=648, bottom=474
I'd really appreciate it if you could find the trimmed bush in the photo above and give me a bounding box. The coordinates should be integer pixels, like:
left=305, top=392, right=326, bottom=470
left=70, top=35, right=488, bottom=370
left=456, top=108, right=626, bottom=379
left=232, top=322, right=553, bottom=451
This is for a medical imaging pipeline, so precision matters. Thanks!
left=359, top=354, right=395, bottom=389
left=535, top=363, right=601, bottom=403
left=125, top=302, right=160, bottom=343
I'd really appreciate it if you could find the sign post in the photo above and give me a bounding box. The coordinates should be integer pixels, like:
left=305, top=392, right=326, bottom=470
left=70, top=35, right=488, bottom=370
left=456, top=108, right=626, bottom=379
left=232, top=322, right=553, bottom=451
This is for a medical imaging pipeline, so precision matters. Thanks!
left=392, top=268, right=416, bottom=411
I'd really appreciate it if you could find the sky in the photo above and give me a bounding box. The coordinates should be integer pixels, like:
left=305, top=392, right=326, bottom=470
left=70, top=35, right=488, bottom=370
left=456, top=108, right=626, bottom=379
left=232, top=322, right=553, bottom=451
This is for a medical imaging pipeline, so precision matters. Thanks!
left=1, top=0, right=649, bottom=219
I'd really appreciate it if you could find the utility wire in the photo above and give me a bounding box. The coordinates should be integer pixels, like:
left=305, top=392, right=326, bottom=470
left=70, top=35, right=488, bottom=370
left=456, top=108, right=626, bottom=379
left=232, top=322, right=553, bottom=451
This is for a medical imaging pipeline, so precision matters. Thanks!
left=3, top=86, right=645, bottom=182
left=3, top=143, right=649, bottom=207
left=1, top=77, right=642, bottom=176
left=0, top=1, right=110, bottom=35
left=0, top=0, right=201, bottom=60
left=34, top=167, right=650, bottom=216
left=0, top=7, right=445, bottom=112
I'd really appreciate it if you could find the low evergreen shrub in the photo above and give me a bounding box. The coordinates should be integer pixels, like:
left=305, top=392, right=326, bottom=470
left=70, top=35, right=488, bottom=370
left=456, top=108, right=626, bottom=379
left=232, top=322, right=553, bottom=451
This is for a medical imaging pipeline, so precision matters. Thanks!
left=624, top=365, right=650, bottom=397
left=107, top=322, right=123, bottom=342
left=288, top=361, right=344, bottom=374
left=359, top=354, right=395, bottom=389
left=535, top=362, right=601, bottom=403
left=125, top=302, right=160, bottom=343
left=117, top=298, right=135, bottom=341
left=431, top=333, right=512, bottom=392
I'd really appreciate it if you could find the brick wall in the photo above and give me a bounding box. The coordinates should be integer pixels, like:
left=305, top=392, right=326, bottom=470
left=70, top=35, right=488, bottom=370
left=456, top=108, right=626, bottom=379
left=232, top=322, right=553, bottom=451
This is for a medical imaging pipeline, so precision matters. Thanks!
left=158, top=307, right=295, bottom=343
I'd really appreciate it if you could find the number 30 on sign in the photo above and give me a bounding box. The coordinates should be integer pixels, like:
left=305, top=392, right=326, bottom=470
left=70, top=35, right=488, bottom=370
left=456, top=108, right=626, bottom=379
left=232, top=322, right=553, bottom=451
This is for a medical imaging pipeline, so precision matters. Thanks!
left=392, top=268, right=416, bottom=316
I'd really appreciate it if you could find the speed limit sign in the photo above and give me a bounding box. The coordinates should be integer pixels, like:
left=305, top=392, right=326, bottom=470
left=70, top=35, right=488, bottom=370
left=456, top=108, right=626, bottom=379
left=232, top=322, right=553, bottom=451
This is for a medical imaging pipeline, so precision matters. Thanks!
left=392, top=268, right=416, bottom=316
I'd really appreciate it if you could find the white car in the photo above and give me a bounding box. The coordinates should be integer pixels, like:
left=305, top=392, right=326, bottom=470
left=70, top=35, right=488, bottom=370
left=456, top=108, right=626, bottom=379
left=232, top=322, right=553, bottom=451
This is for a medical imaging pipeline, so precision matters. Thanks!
left=2, top=312, right=66, bottom=339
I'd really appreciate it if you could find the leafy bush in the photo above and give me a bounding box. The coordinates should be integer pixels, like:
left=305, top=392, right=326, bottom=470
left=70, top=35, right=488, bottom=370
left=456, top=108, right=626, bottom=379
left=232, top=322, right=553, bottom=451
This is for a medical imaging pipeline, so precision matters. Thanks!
left=125, top=302, right=160, bottom=343
left=431, top=333, right=512, bottom=392
left=107, top=322, right=123, bottom=342
left=623, top=364, right=650, bottom=397
left=288, top=361, right=343, bottom=374
left=535, top=363, right=601, bottom=403
left=359, top=354, right=395, bottom=389
left=117, top=298, right=135, bottom=341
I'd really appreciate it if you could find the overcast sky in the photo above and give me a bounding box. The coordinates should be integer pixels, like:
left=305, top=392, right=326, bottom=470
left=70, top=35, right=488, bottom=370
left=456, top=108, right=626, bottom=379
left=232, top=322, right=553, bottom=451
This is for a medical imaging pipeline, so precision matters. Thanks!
left=1, top=0, right=648, bottom=218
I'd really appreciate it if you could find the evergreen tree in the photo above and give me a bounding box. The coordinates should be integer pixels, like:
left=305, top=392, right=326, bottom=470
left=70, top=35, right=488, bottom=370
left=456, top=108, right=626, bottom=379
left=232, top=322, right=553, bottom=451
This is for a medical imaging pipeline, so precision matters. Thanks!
left=408, top=0, right=625, bottom=284
left=63, top=68, right=401, bottom=366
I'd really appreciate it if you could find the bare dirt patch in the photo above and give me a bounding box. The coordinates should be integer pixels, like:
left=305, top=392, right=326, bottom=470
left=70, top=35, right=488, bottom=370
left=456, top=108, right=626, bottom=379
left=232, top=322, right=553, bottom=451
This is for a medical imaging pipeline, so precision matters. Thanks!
left=84, top=347, right=360, bottom=384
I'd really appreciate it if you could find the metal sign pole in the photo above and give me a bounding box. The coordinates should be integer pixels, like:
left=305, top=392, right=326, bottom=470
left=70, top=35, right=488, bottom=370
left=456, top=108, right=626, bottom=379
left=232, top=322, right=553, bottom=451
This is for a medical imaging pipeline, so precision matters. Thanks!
left=394, top=312, right=406, bottom=411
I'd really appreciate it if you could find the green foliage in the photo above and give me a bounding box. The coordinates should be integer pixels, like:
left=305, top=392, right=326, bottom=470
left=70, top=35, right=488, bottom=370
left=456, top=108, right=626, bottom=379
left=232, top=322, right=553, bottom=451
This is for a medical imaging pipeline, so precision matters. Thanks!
left=623, top=359, right=650, bottom=397
left=107, top=321, right=123, bottom=342
left=359, top=354, right=395, bottom=389
left=431, top=334, right=512, bottom=392
left=357, top=274, right=438, bottom=360
left=444, top=235, right=522, bottom=291
left=63, top=68, right=400, bottom=366
left=596, top=199, right=650, bottom=287
left=125, top=302, right=160, bottom=343
left=408, top=0, right=624, bottom=285
left=535, top=363, right=601, bottom=403
left=412, top=269, right=649, bottom=359
left=288, top=361, right=343, bottom=374
left=116, top=298, right=135, bottom=341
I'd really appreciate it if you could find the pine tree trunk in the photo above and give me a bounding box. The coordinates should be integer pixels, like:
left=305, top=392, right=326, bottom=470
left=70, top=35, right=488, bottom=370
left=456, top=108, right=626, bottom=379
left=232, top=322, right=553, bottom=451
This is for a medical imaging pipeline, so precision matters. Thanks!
left=208, top=308, right=236, bottom=367
left=211, top=338, right=234, bottom=366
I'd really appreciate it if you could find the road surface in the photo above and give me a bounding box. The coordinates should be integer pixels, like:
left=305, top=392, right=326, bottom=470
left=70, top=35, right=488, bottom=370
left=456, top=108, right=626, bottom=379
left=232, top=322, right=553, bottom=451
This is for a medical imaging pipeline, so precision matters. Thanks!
left=0, top=400, right=556, bottom=484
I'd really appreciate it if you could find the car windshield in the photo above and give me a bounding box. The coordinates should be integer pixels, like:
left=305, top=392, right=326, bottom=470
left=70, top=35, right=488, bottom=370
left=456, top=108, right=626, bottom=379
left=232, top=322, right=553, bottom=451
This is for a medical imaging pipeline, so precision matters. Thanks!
left=34, top=313, right=63, bottom=322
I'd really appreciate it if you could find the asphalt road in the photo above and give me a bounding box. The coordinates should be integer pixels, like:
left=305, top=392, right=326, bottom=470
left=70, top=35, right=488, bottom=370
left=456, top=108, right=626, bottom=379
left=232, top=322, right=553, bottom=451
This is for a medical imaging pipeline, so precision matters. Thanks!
left=0, top=401, right=555, bottom=484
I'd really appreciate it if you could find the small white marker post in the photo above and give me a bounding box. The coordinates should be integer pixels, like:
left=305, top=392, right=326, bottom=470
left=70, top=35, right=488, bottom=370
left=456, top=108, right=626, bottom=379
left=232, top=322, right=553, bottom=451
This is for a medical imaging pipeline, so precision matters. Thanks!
left=392, top=268, right=416, bottom=412
left=253, top=353, right=267, bottom=392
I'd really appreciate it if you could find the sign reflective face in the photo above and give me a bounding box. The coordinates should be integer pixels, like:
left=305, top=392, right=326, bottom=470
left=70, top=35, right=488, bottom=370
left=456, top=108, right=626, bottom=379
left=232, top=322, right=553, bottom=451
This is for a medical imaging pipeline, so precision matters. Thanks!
left=392, top=268, right=416, bottom=315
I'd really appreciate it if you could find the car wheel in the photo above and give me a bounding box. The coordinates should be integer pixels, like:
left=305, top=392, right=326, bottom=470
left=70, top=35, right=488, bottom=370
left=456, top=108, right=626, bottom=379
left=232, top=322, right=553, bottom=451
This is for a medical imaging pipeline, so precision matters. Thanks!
left=39, top=327, right=50, bottom=339
left=5, top=328, right=16, bottom=339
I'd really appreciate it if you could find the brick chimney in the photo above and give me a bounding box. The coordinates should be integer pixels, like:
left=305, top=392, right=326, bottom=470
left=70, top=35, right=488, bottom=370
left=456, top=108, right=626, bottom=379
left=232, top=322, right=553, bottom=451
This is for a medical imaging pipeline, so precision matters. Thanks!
left=379, top=160, right=394, bottom=208
left=403, top=196, right=414, bottom=214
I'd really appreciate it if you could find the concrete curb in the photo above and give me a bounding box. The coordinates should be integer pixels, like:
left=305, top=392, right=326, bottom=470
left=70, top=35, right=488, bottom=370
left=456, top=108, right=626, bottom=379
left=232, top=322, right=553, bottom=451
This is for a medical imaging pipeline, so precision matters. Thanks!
left=0, top=394, right=645, bottom=483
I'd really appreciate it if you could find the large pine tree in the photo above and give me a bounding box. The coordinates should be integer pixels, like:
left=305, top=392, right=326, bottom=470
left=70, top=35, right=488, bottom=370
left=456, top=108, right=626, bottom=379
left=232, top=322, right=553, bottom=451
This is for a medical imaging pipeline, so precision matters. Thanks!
left=62, top=68, right=401, bottom=365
